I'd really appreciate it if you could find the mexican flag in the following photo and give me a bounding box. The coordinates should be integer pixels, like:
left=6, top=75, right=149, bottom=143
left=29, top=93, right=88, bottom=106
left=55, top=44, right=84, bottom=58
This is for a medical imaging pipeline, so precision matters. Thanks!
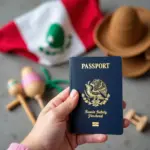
left=0, top=0, right=103, bottom=66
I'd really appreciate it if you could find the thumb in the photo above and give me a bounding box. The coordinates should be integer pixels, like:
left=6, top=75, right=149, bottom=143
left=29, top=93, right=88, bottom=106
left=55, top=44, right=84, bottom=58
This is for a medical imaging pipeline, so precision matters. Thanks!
left=55, top=89, right=79, bottom=120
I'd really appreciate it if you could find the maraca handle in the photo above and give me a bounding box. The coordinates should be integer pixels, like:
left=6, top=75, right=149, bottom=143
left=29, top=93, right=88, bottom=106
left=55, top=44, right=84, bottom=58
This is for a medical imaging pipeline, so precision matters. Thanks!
left=35, top=95, right=44, bottom=109
left=17, top=94, right=36, bottom=125
left=6, top=99, right=20, bottom=110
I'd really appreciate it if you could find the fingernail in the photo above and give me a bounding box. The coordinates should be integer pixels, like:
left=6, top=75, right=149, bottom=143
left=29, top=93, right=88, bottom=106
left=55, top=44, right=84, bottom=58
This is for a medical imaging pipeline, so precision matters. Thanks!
left=66, top=86, right=70, bottom=90
left=70, top=89, right=77, bottom=98
left=65, top=87, right=70, bottom=91
left=124, top=119, right=130, bottom=128
left=100, top=134, right=107, bottom=139
left=99, top=134, right=108, bottom=142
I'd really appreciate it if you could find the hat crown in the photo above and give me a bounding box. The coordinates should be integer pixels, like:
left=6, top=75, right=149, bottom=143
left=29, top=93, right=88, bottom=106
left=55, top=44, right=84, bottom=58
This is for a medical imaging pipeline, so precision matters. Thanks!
left=112, top=6, right=138, bottom=28
left=109, top=6, right=145, bottom=46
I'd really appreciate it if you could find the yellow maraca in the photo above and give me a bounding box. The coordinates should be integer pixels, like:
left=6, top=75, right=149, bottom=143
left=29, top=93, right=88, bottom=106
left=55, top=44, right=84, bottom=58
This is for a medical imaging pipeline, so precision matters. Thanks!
left=21, top=67, right=45, bottom=109
left=7, top=79, right=36, bottom=125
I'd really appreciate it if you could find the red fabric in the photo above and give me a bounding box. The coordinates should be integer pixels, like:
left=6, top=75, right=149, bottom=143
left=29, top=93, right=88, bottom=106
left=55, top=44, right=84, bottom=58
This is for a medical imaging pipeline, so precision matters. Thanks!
left=62, top=0, right=103, bottom=51
left=0, top=0, right=103, bottom=63
left=0, top=21, right=38, bottom=62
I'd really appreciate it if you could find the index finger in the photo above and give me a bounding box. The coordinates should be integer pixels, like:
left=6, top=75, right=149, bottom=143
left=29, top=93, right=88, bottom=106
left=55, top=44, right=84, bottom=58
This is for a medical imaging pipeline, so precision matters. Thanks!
left=42, top=87, right=70, bottom=114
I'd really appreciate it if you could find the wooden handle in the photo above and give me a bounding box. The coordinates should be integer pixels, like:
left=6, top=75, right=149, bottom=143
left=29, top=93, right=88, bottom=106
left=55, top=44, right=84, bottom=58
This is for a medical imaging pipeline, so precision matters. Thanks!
left=17, top=94, right=36, bottom=125
left=35, top=95, right=44, bottom=109
left=6, top=99, right=20, bottom=110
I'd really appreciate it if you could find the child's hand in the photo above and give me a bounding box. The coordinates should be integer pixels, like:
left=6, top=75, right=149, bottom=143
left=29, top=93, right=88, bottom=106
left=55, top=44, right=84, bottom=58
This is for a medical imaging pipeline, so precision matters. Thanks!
left=22, top=87, right=129, bottom=150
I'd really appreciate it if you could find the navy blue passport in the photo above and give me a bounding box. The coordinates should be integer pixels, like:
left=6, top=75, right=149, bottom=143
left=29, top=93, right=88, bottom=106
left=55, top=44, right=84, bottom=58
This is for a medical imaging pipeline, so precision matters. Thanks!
left=69, top=57, right=123, bottom=135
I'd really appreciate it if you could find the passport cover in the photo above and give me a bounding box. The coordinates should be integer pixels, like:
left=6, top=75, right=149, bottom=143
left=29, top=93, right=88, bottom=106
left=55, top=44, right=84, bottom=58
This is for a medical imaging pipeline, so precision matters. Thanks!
left=69, top=57, right=123, bottom=135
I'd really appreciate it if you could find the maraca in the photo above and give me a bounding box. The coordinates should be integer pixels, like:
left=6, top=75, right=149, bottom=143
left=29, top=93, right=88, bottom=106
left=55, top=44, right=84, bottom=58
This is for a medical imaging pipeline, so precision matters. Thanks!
left=6, top=98, right=20, bottom=110
left=21, top=67, right=45, bottom=109
left=7, top=79, right=36, bottom=125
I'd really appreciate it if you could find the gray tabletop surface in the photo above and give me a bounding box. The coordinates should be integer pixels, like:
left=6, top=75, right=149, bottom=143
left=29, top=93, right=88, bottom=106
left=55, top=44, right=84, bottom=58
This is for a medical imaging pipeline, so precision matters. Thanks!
left=0, top=0, right=150, bottom=150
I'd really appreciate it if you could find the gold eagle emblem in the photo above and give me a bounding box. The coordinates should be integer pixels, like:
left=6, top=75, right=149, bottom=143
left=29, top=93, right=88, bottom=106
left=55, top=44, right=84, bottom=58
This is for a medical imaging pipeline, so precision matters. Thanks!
left=82, top=79, right=110, bottom=107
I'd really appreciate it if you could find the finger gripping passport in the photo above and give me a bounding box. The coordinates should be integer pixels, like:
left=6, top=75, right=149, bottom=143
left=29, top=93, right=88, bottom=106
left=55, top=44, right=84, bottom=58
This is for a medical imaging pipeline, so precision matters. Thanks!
left=69, top=57, right=123, bottom=135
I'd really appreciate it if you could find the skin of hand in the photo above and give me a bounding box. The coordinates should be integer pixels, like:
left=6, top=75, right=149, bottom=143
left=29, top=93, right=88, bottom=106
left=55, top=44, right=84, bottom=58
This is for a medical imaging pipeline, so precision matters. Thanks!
left=22, top=87, right=129, bottom=150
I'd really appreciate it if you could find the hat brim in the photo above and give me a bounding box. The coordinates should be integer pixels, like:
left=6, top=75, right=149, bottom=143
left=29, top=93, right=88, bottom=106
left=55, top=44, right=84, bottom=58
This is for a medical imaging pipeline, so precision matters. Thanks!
left=122, top=54, right=150, bottom=77
left=94, top=7, right=150, bottom=58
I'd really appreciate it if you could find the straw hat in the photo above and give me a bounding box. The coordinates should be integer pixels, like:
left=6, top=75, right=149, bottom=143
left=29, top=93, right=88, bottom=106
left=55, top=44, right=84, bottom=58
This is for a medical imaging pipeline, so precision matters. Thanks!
left=122, top=54, right=150, bottom=77
left=104, top=52, right=150, bottom=77
left=94, top=6, right=150, bottom=58
left=145, top=48, right=150, bottom=60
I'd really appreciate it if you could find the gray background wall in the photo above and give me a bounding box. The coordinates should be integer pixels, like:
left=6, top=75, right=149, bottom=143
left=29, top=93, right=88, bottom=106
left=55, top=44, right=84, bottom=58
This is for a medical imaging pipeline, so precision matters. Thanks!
left=0, top=0, right=150, bottom=150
